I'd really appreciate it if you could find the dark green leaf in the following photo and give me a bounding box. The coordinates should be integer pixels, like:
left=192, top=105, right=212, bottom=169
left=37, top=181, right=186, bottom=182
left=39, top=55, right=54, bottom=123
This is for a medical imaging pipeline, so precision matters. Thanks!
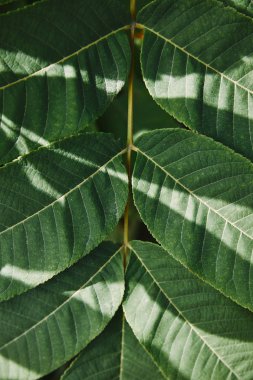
left=0, top=242, right=124, bottom=379
left=222, top=0, right=253, bottom=17
left=133, top=128, right=253, bottom=311
left=0, top=132, right=128, bottom=301
left=139, top=0, right=253, bottom=160
left=0, top=0, right=130, bottom=163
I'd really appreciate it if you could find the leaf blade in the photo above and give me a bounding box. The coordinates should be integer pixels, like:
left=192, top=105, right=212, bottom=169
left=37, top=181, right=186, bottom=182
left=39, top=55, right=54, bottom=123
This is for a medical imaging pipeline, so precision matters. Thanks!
left=0, top=0, right=130, bottom=163
left=62, top=309, right=165, bottom=380
left=124, top=241, right=253, bottom=380
left=0, top=242, right=124, bottom=380
left=139, top=0, right=253, bottom=160
left=133, top=128, right=253, bottom=311
left=0, top=132, right=128, bottom=301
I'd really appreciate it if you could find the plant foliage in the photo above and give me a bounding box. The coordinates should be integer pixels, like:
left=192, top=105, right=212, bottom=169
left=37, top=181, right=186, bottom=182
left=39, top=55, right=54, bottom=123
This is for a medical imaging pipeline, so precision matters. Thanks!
left=0, top=0, right=253, bottom=379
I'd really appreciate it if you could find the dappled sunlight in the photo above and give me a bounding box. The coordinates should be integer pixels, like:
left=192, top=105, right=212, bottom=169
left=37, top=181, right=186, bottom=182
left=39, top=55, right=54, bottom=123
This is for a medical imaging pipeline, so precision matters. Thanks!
left=0, top=356, right=40, bottom=380
left=0, top=265, right=55, bottom=287
left=154, top=73, right=206, bottom=100
left=124, top=244, right=253, bottom=379
left=132, top=127, right=253, bottom=309
left=63, top=280, right=123, bottom=312
left=133, top=176, right=253, bottom=255
left=21, top=161, right=65, bottom=200
left=0, top=243, right=124, bottom=378
left=0, top=134, right=128, bottom=302
left=127, top=280, right=253, bottom=379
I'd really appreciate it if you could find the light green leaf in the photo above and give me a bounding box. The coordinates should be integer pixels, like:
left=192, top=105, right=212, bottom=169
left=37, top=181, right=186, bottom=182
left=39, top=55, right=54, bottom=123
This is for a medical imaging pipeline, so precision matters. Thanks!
left=138, top=0, right=253, bottom=160
left=0, top=132, right=128, bottom=301
left=133, top=128, right=253, bottom=311
left=62, top=309, right=165, bottom=380
left=124, top=240, right=253, bottom=380
left=0, top=0, right=130, bottom=164
left=0, top=242, right=124, bottom=380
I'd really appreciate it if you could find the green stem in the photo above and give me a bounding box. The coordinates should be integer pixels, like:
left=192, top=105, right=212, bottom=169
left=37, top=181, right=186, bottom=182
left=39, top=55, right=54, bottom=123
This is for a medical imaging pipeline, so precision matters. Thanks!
left=123, top=0, right=136, bottom=269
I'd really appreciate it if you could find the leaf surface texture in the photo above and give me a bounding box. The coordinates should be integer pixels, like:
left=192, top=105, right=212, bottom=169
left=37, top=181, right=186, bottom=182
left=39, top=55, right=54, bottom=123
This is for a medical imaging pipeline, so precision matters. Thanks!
left=62, top=310, right=165, bottom=380
left=0, top=242, right=124, bottom=379
left=139, top=0, right=253, bottom=159
left=0, top=0, right=130, bottom=163
left=124, top=241, right=253, bottom=380
left=133, top=129, right=253, bottom=310
left=0, top=132, right=128, bottom=300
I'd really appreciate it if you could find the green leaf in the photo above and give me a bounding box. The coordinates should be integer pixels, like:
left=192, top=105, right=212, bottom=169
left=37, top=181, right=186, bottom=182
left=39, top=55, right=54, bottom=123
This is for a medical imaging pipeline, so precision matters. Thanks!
left=62, top=309, right=165, bottom=380
left=0, top=242, right=124, bottom=380
left=222, top=0, right=253, bottom=17
left=0, top=132, right=128, bottom=301
left=124, top=240, right=253, bottom=380
left=0, top=0, right=130, bottom=164
left=139, top=0, right=253, bottom=160
left=133, top=128, right=253, bottom=311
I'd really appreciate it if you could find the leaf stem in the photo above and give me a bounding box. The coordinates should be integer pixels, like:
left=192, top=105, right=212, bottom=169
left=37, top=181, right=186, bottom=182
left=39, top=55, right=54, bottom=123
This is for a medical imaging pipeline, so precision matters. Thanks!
left=123, top=0, right=136, bottom=269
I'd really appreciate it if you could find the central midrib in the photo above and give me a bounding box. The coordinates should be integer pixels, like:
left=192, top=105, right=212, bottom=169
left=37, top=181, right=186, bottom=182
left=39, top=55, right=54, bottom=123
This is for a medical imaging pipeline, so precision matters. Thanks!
left=135, top=23, right=253, bottom=96
left=133, top=145, right=253, bottom=242
left=0, top=25, right=130, bottom=91
left=0, top=149, right=126, bottom=237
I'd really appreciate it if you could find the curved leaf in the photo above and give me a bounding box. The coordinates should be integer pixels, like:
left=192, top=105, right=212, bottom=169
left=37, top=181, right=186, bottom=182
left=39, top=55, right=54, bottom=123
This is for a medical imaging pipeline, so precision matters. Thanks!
left=0, top=0, right=130, bottom=164
left=62, top=310, right=165, bottom=380
left=124, top=241, right=253, bottom=380
left=138, top=0, right=253, bottom=160
left=0, top=242, right=124, bottom=380
left=0, top=132, right=128, bottom=301
left=133, top=128, right=253, bottom=311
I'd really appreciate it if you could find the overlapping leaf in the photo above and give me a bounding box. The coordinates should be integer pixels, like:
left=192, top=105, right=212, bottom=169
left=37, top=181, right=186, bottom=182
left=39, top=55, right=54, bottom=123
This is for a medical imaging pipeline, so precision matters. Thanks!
left=138, top=0, right=253, bottom=160
left=62, top=310, right=164, bottom=380
left=0, top=132, right=128, bottom=301
left=133, top=128, right=253, bottom=310
left=0, top=0, right=130, bottom=164
left=124, top=241, right=253, bottom=379
left=0, top=242, right=124, bottom=380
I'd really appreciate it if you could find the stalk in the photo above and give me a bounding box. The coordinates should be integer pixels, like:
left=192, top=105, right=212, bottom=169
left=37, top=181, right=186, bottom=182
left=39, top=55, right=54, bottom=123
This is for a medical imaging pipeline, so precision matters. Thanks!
left=123, top=0, right=136, bottom=269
